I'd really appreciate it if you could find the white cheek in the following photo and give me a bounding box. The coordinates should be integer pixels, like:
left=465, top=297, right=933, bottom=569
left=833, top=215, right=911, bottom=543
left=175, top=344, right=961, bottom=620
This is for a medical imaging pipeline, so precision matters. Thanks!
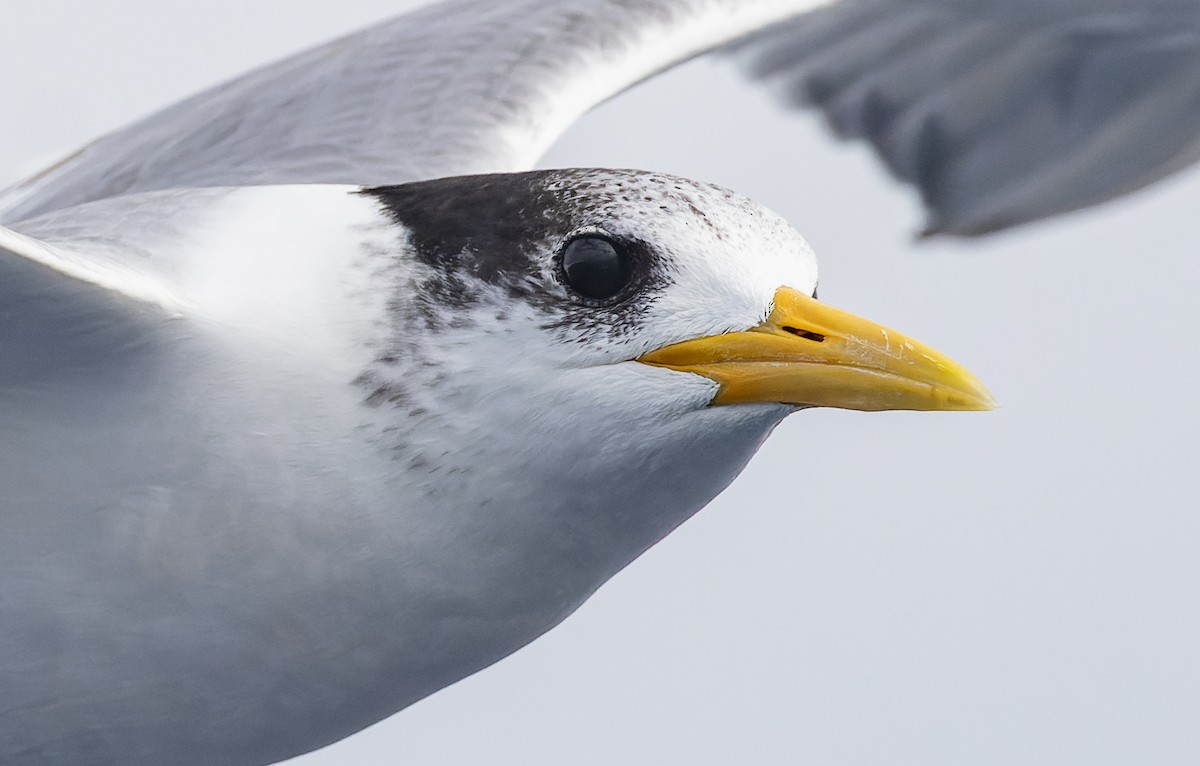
left=639, top=218, right=818, bottom=350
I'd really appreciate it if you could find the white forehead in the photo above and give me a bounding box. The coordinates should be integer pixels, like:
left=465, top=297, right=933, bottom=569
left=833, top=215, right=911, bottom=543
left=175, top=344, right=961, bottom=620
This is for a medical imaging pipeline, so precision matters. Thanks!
left=548, top=170, right=819, bottom=350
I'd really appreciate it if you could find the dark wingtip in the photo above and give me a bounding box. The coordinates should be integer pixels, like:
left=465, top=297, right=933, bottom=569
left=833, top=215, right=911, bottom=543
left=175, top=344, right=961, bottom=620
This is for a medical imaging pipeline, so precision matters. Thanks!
left=915, top=207, right=1029, bottom=242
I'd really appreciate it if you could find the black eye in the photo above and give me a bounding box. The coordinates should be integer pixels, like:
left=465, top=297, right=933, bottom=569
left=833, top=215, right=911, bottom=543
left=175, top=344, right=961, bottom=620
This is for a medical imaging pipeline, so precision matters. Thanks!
left=561, top=236, right=633, bottom=300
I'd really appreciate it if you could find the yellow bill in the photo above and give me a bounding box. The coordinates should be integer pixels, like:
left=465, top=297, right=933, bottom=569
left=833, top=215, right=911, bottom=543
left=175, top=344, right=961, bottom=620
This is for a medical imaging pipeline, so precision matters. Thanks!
left=637, top=286, right=996, bottom=412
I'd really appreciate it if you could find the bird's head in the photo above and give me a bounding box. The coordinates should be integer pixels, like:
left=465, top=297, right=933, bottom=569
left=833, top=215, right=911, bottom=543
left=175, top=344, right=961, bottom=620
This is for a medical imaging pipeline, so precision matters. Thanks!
left=363, top=168, right=993, bottom=425
left=350, top=169, right=994, bottom=545
left=342, top=167, right=996, bottom=600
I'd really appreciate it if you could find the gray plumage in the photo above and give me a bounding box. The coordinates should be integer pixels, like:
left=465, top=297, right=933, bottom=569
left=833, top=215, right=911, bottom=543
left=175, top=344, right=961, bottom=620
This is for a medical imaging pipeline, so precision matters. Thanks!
left=3, top=0, right=1199, bottom=233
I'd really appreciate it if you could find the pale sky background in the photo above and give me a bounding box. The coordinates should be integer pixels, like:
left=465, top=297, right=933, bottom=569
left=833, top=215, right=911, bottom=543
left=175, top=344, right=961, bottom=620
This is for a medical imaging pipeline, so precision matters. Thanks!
left=4, top=2, right=1200, bottom=765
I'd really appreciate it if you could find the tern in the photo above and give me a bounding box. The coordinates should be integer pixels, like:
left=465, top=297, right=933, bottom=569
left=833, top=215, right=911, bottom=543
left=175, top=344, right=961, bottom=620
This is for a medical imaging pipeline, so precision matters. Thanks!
left=2, top=1, right=1196, bottom=763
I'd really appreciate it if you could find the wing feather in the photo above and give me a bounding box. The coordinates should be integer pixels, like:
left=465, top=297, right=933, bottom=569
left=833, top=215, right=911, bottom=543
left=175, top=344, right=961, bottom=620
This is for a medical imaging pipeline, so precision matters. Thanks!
left=0, top=0, right=817, bottom=222
left=742, top=0, right=1200, bottom=233
left=1, top=213, right=186, bottom=313
left=4, top=0, right=1200, bottom=236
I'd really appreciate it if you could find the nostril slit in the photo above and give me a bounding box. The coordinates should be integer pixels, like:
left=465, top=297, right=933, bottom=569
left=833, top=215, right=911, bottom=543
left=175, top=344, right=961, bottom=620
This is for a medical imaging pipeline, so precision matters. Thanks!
left=783, top=326, right=826, bottom=342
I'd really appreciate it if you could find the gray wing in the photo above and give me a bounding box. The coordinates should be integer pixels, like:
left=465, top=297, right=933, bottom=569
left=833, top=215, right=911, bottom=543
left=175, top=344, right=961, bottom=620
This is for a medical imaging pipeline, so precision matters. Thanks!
left=0, top=226, right=150, bottom=386
left=0, top=193, right=404, bottom=764
left=0, top=0, right=814, bottom=222
left=4, top=0, right=1200, bottom=236
left=744, top=0, right=1200, bottom=234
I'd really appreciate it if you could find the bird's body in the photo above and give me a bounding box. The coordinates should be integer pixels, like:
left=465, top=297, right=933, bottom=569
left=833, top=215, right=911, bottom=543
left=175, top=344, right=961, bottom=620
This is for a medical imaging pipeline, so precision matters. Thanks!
left=4, top=186, right=405, bottom=761
left=1, top=0, right=1195, bottom=763
left=2, top=176, right=811, bottom=763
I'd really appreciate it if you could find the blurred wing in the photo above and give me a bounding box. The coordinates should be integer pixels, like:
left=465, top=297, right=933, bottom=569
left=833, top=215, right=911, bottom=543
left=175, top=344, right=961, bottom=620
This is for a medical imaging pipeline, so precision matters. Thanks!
left=0, top=0, right=818, bottom=222
left=3, top=0, right=1200, bottom=236
left=742, top=0, right=1200, bottom=234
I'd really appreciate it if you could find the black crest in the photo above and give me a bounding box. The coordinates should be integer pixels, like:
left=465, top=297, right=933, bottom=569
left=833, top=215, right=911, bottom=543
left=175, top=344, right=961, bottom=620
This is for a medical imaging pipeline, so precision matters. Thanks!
left=362, top=169, right=671, bottom=318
